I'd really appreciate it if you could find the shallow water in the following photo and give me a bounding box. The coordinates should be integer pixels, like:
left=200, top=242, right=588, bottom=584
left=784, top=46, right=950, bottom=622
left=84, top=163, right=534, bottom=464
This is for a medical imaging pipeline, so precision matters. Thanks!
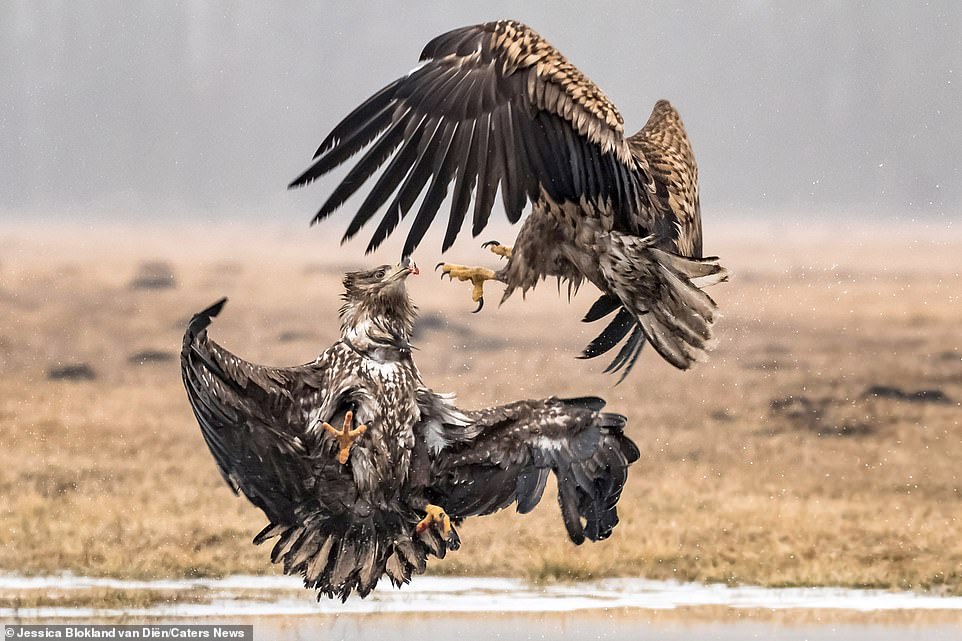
left=3, top=576, right=961, bottom=640
left=4, top=576, right=962, bottom=617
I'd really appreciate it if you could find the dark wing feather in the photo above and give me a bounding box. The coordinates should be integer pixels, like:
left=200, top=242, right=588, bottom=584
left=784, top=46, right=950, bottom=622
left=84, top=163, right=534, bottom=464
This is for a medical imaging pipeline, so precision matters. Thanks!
left=423, top=394, right=638, bottom=544
left=290, top=20, right=646, bottom=255
left=180, top=299, right=339, bottom=524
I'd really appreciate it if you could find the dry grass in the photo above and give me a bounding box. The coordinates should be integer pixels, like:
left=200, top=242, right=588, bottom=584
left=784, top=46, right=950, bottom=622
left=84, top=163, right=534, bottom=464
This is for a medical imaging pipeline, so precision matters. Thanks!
left=0, top=588, right=212, bottom=610
left=1, top=218, right=961, bottom=595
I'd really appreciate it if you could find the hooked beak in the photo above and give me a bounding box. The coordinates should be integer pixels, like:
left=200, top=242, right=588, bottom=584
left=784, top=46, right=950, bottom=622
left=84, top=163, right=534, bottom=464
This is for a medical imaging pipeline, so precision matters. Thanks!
left=401, top=256, right=420, bottom=277
left=389, top=258, right=420, bottom=281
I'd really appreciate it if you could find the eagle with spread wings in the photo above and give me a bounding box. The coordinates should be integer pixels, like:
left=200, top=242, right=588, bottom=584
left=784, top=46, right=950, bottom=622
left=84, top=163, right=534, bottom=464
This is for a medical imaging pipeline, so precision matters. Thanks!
left=181, top=261, right=639, bottom=600
left=289, top=20, right=728, bottom=379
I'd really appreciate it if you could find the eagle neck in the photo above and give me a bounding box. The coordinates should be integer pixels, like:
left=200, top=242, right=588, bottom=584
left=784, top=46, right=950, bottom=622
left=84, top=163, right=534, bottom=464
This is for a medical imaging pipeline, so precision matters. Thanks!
left=338, top=293, right=415, bottom=361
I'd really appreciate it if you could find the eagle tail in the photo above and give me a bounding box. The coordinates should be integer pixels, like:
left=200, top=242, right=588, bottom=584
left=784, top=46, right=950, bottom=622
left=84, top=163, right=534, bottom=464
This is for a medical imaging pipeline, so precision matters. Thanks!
left=254, top=509, right=460, bottom=601
left=589, top=233, right=728, bottom=375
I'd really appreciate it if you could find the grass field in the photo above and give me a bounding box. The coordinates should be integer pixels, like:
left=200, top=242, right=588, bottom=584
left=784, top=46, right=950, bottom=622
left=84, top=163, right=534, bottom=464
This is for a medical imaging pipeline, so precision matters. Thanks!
left=1, top=217, right=960, bottom=600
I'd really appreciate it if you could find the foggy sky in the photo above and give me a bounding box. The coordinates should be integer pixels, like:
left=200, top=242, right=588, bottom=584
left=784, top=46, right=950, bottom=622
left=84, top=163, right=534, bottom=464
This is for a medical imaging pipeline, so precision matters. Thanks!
left=2, top=1, right=960, bottom=224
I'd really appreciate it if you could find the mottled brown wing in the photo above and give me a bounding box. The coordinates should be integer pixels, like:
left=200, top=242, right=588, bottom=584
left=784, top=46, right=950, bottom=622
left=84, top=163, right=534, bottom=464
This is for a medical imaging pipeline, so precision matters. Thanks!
left=424, top=395, right=639, bottom=545
left=289, top=20, right=648, bottom=256
left=628, top=100, right=703, bottom=257
left=180, top=299, right=348, bottom=525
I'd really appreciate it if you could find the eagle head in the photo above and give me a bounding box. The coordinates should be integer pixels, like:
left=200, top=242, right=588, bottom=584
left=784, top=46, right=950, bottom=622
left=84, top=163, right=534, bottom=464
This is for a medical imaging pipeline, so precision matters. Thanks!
left=342, top=259, right=419, bottom=297
left=339, top=259, right=419, bottom=348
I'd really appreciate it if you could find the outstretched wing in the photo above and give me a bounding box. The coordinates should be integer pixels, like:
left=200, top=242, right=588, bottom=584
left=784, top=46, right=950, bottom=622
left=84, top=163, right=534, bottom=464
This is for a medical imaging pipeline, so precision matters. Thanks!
left=628, top=100, right=702, bottom=258
left=422, top=395, right=639, bottom=544
left=180, top=299, right=350, bottom=525
left=289, top=20, right=650, bottom=256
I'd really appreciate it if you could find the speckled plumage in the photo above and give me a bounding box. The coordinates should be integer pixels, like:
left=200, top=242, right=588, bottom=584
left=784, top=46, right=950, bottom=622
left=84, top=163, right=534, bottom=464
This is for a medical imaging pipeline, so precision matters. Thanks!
left=290, top=20, right=728, bottom=379
left=181, top=266, right=639, bottom=600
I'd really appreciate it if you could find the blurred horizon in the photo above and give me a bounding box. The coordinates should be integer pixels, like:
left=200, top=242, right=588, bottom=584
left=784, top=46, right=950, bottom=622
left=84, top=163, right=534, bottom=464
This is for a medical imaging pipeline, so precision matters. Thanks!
left=2, top=1, right=960, bottom=226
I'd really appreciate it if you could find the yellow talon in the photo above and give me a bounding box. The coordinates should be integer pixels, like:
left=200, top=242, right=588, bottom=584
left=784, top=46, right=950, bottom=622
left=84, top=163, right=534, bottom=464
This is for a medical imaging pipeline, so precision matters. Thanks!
left=483, top=241, right=513, bottom=259
left=435, top=264, right=497, bottom=313
left=321, top=410, right=368, bottom=465
left=416, top=504, right=452, bottom=537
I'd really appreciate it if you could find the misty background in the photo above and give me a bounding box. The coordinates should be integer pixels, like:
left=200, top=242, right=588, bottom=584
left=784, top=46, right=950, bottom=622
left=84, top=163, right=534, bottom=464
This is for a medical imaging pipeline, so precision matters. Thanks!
left=2, top=1, right=960, bottom=227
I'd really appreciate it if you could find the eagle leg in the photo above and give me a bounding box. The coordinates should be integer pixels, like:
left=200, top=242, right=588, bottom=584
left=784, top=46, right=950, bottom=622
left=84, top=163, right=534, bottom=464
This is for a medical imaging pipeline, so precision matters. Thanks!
left=321, top=410, right=368, bottom=465
left=415, top=504, right=453, bottom=538
left=434, top=264, right=500, bottom=313
left=481, top=240, right=513, bottom=259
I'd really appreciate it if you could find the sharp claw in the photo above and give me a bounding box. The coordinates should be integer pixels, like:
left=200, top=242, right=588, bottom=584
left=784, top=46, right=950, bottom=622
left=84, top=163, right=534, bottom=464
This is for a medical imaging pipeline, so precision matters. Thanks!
left=472, top=297, right=484, bottom=313
left=435, top=262, right=444, bottom=272
left=481, top=240, right=501, bottom=249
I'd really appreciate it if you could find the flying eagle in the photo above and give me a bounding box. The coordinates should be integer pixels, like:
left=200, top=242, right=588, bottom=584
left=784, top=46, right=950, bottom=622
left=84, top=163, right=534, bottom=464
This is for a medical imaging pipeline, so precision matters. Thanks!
left=289, top=20, right=728, bottom=379
left=181, top=261, right=639, bottom=600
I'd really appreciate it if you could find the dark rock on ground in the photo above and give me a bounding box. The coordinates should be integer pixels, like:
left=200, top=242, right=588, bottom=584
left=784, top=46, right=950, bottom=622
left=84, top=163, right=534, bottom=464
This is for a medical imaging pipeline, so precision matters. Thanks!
left=130, top=261, right=177, bottom=290
left=128, top=350, right=176, bottom=365
left=47, top=363, right=96, bottom=381
left=863, top=385, right=952, bottom=404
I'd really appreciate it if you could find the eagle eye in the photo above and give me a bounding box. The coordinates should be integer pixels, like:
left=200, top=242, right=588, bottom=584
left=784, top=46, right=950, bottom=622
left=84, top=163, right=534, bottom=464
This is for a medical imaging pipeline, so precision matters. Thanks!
left=375, top=269, right=386, bottom=279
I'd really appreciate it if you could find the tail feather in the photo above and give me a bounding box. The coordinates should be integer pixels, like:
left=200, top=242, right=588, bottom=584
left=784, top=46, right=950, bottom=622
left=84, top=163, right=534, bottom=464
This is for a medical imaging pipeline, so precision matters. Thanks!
left=590, top=233, right=728, bottom=373
left=254, top=511, right=458, bottom=601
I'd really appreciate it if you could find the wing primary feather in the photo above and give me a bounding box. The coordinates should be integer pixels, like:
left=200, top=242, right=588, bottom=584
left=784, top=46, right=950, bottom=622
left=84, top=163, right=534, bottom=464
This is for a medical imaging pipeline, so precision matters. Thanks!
left=473, top=114, right=505, bottom=236
left=309, top=78, right=402, bottom=160
left=403, top=122, right=461, bottom=256
left=498, top=102, right=525, bottom=223
left=311, top=113, right=408, bottom=224
left=471, top=112, right=496, bottom=236
left=443, top=119, right=480, bottom=251
left=366, top=118, right=445, bottom=253
left=289, top=102, right=395, bottom=189
left=341, top=115, right=427, bottom=242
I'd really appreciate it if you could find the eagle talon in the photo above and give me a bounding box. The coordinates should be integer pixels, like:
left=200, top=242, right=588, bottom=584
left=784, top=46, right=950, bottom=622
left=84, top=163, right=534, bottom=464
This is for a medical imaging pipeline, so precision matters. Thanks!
left=482, top=241, right=513, bottom=260
left=321, top=410, right=368, bottom=465
left=416, top=504, right=452, bottom=538
left=435, top=264, right=497, bottom=312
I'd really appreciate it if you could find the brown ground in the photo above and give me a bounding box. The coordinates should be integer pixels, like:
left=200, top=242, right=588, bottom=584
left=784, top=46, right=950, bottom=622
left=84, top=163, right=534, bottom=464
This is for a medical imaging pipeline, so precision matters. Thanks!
left=0, top=217, right=960, bottom=597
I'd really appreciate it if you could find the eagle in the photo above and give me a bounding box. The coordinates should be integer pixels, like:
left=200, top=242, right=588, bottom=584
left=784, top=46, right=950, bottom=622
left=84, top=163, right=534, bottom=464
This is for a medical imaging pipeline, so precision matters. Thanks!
left=289, top=20, right=729, bottom=380
left=180, top=261, right=639, bottom=600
